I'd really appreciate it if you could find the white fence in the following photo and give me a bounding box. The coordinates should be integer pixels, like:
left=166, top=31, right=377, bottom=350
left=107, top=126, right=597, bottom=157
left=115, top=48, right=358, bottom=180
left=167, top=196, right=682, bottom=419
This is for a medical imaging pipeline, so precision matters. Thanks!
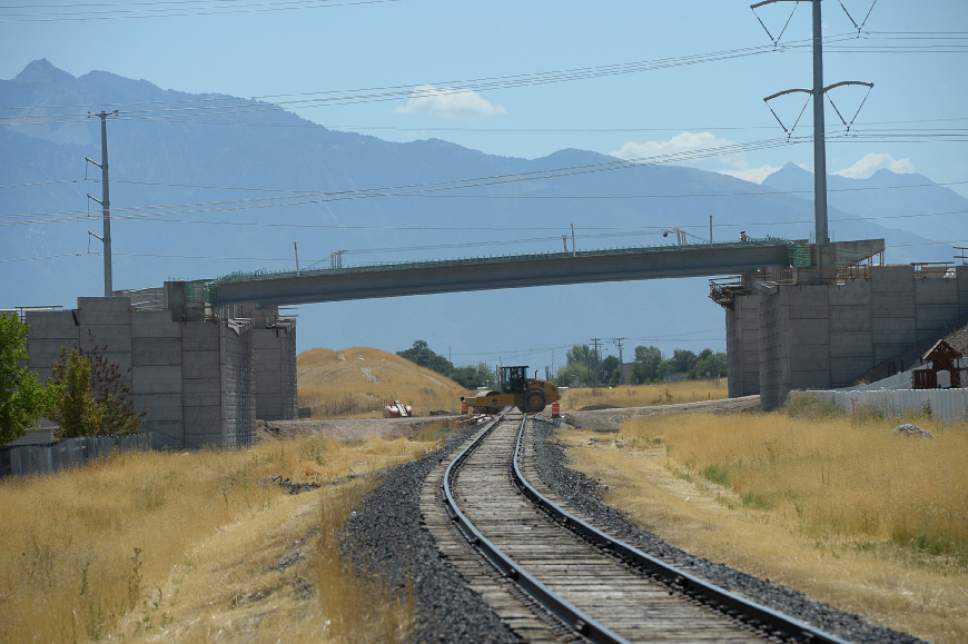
left=797, top=389, right=968, bottom=423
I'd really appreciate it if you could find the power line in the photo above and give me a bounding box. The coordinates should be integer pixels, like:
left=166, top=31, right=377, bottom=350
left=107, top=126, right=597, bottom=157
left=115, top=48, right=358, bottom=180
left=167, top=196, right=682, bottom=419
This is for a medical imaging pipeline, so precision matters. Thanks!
left=109, top=175, right=968, bottom=201
left=0, top=34, right=858, bottom=124
left=0, top=136, right=810, bottom=223
left=0, top=0, right=401, bottom=22
left=279, top=115, right=968, bottom=134
left=4, top=173, right=968, bottom=229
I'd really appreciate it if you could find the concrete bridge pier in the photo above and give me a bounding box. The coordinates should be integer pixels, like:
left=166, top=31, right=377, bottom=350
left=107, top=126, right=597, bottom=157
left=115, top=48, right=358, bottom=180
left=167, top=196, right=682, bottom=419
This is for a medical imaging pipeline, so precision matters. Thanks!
left=719, top=264, right=968, bottom=409
left=25, top=285, right=298, bottom=450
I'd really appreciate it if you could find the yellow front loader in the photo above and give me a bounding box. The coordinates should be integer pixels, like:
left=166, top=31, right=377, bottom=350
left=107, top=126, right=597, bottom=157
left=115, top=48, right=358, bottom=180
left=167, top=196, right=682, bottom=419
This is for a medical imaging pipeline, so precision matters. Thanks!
left=462, top=365, right=560, bottom=414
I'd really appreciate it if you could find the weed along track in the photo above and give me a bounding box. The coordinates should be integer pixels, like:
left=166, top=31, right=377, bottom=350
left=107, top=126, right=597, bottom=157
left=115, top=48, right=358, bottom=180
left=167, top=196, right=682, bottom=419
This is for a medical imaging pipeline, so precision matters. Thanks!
left=434, top=413, right=847, bottom=643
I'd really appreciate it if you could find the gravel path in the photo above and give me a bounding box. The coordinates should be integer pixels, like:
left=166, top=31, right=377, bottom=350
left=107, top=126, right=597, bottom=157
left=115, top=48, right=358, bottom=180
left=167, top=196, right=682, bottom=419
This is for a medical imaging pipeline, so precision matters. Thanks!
left=342, top=425, right=519, bottom=643
left=530, top=418, right=921, bottom=644
left=564, top=395, right=760, bottom=432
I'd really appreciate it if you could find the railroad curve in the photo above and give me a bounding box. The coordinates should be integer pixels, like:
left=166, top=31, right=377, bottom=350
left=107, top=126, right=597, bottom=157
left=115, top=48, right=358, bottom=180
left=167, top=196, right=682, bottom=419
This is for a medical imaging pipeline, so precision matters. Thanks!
left=438, top=413, right=846, bottom=643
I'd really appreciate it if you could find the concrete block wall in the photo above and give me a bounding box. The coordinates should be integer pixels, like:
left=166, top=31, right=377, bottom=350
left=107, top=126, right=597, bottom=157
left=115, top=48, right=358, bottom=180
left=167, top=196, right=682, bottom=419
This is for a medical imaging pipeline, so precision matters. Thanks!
left=729, top=266, right=968, bottom=409
left=181, top=321, right=224, bottom=449
left=829, top=278, right=874, bottom=388
left=758, top=286, right=790, bottom=410
left=132, top=310, right=184, bottom=448
left=26, top=310, right=79, bottom=384
left=25, top=297, right=267, bottom=450
left=725, top=294, right=761, bottom=397
left=219, top=324, right=256, bottom=448
left=253, top=325, right=297, bottom=421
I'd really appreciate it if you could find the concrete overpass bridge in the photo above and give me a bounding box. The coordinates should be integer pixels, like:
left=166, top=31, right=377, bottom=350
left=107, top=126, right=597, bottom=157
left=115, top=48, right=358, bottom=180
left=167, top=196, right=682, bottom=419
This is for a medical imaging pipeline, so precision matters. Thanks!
left=206, top=238, right=883, bottom=307
left=28, top=235, right=922, bottom=452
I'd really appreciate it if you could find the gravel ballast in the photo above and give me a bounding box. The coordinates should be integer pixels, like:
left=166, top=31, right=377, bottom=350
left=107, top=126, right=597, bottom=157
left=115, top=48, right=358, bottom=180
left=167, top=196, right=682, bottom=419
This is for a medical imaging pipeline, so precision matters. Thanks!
left=530, top=418, right=920, bottom=644
left=342, top=425, right=518, bottom=643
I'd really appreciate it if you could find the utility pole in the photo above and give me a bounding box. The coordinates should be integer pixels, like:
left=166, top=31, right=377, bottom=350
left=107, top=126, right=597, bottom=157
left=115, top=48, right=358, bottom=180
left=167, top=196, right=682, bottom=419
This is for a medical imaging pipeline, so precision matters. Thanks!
left=612, top=337, right=627, bottom=384
left=570, top=223, right=577, bottom=257
left=85, top=110, right=118, bottom=296
left=589, top=337, right=602, bottom=384
left=709, top=215, right=714, bottom=244
left=612, top=337, right=626, bottom=365
left=753, top=0, right=875, bottom=259
left=810, top=0, right=828, bottom=246
left=293, top=241, right=300, bottom=274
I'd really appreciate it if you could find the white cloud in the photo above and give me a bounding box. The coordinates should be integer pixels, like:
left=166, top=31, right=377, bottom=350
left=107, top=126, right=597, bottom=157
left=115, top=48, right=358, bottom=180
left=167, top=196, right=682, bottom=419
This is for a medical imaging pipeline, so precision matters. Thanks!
left=720, top=165, right=782, bottom=184
left=610, top=131, right=736, bottom=163
left=834, top=153, right=915, bottom=179
left=396, top=84, right=506, bottom=119
left=610, top=131, right=788, bottom=184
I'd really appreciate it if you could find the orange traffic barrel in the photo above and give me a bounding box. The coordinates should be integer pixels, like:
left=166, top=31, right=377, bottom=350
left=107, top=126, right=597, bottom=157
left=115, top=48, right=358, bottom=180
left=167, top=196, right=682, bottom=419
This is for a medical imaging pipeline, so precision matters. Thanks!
left=551, top=401, right=560, bottom=418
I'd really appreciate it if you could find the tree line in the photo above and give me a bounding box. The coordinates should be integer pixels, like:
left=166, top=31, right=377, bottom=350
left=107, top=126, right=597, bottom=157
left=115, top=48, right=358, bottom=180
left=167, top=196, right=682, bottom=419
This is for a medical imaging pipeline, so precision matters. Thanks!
left=556, top=344, right=727, bottom=387
left=397, top=340, right=496, bottom=389
left=1, top=314, right=142, bottom=444
left=396, top=338, right=725, bottom=390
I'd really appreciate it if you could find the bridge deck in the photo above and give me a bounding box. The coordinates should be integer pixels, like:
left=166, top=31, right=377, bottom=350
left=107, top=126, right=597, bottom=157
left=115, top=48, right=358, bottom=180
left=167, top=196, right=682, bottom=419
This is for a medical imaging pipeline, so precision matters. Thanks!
left=207, top=238, right=882, bottom=306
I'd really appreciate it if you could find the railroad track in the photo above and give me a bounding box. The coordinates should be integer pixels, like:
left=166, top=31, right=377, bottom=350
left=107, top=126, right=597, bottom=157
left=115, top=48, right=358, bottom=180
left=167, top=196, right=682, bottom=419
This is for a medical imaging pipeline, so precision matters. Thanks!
left=437, top=412, right=847, bottom=643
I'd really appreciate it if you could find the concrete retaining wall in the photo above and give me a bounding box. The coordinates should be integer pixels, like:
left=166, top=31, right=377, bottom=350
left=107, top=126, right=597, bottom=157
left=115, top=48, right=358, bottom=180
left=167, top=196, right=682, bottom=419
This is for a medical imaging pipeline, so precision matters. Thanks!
left=727, top=266, right=968, bottom=409
left=253, top=325, right=297, bottom=421
left=725, top=294, right=761, bottom=397
left=24, top=297, right=274, bottom=450
left=0, top=434, right=150, bottom=477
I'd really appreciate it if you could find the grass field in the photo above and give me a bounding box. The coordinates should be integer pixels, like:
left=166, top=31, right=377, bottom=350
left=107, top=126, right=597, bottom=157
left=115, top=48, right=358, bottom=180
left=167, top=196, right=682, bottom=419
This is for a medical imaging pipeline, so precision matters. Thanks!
left=0, top=431, right=437, bottom=643
left=560, top=406, right=968, bottom=642
left=298, top=347, right=469, bottom=418
left=560, top=378, right=728, bottom=410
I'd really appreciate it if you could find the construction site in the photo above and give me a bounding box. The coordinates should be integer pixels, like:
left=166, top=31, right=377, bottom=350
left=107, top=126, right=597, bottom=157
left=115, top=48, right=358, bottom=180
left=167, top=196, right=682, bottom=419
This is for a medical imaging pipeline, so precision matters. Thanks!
left=3, top=1, right=967, bottom=643
left=9, top=234, right=965, bottom=450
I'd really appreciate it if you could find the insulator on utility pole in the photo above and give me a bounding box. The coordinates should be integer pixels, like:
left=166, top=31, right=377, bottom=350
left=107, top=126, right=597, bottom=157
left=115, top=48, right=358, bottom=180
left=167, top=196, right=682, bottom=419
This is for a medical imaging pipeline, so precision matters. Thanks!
left=612, top=337, right=626, bottom=365
left=85, top=109, right=119, bottom=296
left=752, top=0, right=876, bottom=263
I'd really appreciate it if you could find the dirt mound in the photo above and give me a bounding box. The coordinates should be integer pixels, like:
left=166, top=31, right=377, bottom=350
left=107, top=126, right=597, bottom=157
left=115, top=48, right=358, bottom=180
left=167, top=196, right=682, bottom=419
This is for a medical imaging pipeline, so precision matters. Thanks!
left=297, top=347, right=469, bottom=418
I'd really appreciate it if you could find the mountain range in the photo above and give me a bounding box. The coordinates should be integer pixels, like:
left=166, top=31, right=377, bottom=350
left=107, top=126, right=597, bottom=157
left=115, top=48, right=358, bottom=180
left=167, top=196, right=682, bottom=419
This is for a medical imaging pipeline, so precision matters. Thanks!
left=3, top=59, right=966, bottom=365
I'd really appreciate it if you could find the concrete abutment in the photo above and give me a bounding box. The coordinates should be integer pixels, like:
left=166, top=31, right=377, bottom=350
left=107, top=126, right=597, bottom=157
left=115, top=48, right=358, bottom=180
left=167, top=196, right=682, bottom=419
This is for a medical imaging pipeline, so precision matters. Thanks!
left=25, top=288, right=297, bottom=449
left=721, top=265, right=968, bottom=410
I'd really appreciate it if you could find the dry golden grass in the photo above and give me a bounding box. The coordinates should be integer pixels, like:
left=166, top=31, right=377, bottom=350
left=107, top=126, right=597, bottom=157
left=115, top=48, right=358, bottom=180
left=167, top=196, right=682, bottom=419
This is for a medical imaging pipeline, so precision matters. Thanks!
left=561, top=409, right=968, bottom=642
left=298, top=347, right=469, bottom=418
left=560, top=378, right=728, bottom=410
left=0, top=432, right=436, bottom=643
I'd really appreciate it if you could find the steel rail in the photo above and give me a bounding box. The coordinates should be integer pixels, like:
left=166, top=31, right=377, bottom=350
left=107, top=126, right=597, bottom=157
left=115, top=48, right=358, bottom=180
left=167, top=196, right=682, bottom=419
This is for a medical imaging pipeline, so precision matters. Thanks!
left=441, top=414, right=628, bottom=643
left=511, top=417, right=850, bottom=644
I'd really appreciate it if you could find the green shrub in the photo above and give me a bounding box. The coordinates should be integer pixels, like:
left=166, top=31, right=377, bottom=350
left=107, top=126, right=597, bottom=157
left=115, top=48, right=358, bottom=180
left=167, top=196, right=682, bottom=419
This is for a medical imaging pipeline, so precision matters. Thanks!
left=701, top=464, right=730, bottom=486
left=47, top=349, right=102, bottom=438
left=784, top=393, right=844, bottom=420
left=88, top=349, right=141, bottom=436
left=47, top=348, right=142, bottom=438
left=0, top=314, right=47, bottom=443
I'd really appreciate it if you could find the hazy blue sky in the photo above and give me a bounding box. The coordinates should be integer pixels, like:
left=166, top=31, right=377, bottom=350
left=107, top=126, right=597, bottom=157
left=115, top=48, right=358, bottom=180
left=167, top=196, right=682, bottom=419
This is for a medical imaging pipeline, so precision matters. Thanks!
left=2, top=0, right=967, bottom=191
